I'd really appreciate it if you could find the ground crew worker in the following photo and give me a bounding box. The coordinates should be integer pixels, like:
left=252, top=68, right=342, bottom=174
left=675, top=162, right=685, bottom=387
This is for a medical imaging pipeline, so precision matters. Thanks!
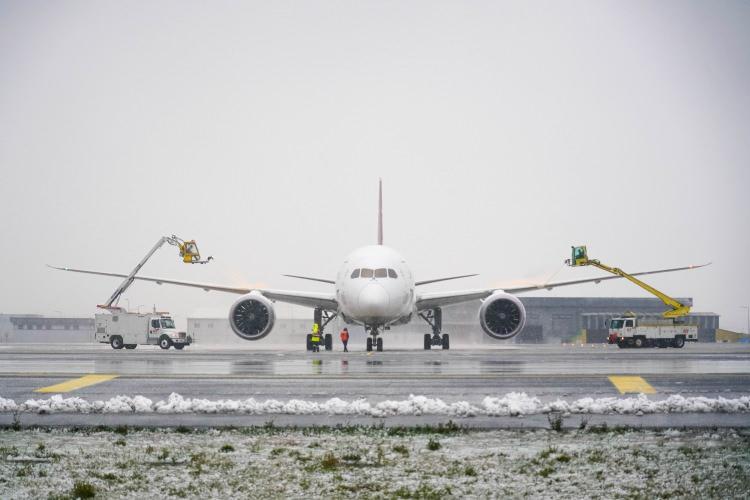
left=340, top=328, right=349, bottom=352
left=311, top=323, right=321, bottom=352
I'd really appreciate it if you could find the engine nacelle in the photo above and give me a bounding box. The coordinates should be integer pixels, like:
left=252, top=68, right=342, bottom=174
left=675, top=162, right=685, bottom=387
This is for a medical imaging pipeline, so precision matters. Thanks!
left=479, top=292, right=526, bottom=340
left=229, top=292, right=275, bottom=341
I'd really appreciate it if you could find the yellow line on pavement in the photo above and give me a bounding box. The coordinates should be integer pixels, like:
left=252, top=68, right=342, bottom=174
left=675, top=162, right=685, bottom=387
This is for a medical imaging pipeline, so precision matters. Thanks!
left=608, top=376, right=656, bottom=394
left=34, top=374, right=119, bottom=393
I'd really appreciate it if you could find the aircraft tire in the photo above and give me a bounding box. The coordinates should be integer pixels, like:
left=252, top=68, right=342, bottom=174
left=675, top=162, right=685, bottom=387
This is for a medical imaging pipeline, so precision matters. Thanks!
left=376, top=337, right=383, bottom=352
left=306, top=334, right=313, bottom=351
left=442, top=334, right=450, bottom=350
left=325, top=334, right=333, bottom=351
left=366, top=337, right=373, bottom=352
left=424, top=334, right=431, bottom=350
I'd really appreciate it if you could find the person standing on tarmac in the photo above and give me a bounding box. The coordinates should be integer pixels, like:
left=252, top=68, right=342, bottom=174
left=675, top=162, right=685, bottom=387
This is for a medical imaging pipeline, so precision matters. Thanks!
left=311, top=323, right=321, bottom=352
left=340, top=328, right=349, bottom=352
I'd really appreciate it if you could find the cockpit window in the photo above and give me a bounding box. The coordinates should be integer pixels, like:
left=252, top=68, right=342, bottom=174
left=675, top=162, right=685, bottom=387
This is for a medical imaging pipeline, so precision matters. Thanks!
left=388, top=268, right=397, bottom=278
left=360, top=268, right=373, bottom=278
left=375, top=268, right=387, bottom=278
left=350, top=269, right=360, bottom=278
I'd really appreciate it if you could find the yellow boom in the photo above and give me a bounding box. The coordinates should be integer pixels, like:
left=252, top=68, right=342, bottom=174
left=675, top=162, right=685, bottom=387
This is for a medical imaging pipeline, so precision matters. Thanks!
left=567, top=246, right=691, bottom=318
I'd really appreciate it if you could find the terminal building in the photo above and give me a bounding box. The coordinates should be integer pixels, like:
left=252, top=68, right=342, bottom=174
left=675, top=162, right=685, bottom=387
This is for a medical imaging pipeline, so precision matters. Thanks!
left=1, top=297, right=720, bottom=346
left=0, top=314, right=94, bottom=343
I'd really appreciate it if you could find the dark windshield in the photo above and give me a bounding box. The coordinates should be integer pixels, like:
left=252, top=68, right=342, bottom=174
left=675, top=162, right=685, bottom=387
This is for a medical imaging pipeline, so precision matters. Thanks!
left=160, top=319, right=175, bottom=329
left=350, top=269, right=360, bottom=278
left=610, top=319, right=624, bottom=329
left=388, top=268, right=397, bottom=278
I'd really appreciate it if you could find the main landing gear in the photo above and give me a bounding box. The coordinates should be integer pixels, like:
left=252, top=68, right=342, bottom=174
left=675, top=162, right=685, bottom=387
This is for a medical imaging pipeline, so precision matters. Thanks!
left=365, top=324, right=384, bottom=352
left=306, top=307, right=336, bottom=352
left=419, top=308, right=450, bottom=350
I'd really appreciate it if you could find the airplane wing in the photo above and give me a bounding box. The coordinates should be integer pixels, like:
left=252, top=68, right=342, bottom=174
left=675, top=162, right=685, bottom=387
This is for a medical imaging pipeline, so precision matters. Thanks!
left=415, top=263, right=709, bottom=311
left=48, top=266, right=339, bottom=311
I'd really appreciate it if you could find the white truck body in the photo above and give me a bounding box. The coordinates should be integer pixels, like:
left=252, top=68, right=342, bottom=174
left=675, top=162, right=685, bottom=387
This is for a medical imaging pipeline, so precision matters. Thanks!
left=608, top=317, right=697, bottom=348
left=95, top=312, right=191, bottom=350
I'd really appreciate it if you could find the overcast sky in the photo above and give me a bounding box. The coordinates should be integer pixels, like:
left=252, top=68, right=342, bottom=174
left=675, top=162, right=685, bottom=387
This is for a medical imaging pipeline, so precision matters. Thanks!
left=1, top=1, right=748, bottom=332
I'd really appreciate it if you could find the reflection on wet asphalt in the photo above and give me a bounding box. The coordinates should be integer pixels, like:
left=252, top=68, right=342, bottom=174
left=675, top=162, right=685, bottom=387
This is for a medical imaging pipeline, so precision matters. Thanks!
left=0, top=344, right=747, bottom=377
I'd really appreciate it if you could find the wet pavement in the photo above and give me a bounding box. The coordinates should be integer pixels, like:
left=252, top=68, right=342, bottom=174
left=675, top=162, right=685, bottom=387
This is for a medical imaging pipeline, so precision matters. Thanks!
left=0, top=343, right=748, bottom=427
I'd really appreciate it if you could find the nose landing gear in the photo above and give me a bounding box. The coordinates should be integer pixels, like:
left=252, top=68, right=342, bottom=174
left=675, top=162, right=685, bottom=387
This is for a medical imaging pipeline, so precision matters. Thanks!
left=419, top=308, right=450, bottom=350
left=366, top=325, right=384, bottom=352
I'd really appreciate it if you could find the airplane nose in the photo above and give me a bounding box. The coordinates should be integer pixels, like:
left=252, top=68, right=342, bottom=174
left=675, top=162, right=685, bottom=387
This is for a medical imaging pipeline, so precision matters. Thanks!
left=358, top=284, right=390, bottom=317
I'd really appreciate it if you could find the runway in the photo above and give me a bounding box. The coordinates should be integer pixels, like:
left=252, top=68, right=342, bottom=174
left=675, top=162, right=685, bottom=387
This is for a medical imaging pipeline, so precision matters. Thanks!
left=0, top=343, right=748, bottom=428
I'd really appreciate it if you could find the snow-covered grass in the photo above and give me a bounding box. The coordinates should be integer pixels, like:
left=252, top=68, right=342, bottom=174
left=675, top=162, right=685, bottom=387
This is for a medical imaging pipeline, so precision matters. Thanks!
left=0, top=426, right=748, bottom=498
left=2, top=392, right=750, bottom=416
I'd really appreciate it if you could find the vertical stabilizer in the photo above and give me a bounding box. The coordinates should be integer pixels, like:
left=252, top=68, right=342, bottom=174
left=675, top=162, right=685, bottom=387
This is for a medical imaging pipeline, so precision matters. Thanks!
left=378, top=179, right=383, bottom=245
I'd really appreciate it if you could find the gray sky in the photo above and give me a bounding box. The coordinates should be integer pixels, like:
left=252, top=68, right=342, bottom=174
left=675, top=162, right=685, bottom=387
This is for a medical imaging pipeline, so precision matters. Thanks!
left=1, top=1, right=748, bottom=331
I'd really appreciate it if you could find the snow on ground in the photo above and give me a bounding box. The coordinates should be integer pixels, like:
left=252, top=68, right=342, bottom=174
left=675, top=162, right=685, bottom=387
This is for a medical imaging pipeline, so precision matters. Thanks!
left=0, top=426, right=748, bottom=498
left=1, top=392, right=749, bottom=416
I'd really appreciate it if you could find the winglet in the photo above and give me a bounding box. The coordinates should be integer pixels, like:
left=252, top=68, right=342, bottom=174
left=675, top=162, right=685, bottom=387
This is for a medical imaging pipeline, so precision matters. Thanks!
left=378, top=178, right=383, bottom=245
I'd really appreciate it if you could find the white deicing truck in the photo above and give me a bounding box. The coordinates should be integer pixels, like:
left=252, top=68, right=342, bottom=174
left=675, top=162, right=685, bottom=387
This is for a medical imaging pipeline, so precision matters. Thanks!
left=607, top=316, right=698, bottom=348
left=566, top=245, right=708, bottom=349
left=95, top=311, right=191, bottom=350
left=58, top=234, right=212, bottom=351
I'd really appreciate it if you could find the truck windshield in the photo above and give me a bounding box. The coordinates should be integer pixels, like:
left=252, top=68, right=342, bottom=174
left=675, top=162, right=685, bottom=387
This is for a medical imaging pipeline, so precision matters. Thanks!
left=160, top=319, right=175, bottom=329
left=610, top=319, right=624, bottom=329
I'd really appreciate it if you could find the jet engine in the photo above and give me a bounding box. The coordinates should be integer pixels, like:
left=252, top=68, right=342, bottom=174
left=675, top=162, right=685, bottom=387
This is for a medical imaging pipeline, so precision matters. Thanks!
left=479, top=292, right=526, bottom=340
left=229, top=292, right=275, bottom=341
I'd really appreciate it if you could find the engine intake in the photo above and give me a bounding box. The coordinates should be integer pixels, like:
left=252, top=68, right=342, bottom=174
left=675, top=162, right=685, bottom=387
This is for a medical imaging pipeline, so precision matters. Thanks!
left=229, top=293, right=275, bottom=341
left=479, top=292, right=526, bottom=340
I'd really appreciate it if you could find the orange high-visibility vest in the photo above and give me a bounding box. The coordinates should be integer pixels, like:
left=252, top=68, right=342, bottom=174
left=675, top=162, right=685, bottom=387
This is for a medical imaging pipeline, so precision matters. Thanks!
left=340, top=330, right=349, bottom=342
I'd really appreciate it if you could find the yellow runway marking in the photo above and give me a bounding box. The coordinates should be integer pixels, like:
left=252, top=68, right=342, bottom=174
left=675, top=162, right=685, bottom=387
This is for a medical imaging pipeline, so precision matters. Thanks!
left=34, top=374, right=119, bottom=393
left=608, top=376, right=656, bottom=394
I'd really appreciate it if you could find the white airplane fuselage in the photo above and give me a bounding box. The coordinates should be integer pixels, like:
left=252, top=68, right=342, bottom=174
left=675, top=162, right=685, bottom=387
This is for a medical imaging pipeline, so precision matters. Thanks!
left=335, top=245, right=415, bottom=327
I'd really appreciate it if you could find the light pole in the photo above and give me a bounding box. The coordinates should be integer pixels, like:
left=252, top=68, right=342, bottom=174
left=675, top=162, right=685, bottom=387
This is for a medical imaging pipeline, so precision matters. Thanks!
left=742, top=306, right=750, bottom=336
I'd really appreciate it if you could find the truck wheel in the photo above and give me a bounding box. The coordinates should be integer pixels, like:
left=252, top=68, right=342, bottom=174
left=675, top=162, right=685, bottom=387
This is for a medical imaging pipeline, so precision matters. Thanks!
left=633, top=337, right=644, bottom=348
left=110, top=336, right=124, bottom=350
left=159, top=336, right=172, bottom=350
left=617, top=341, right=625, bottom=349
left=173, top=344, right=184, bottom=350
left=672, top=336, right=685, bottom=348
left=125, top=344, right=137, bottom=350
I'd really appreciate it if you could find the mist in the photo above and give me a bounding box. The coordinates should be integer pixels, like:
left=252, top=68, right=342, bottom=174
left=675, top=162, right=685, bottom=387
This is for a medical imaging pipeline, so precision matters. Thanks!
left=0, top=1, right=748, bottom=332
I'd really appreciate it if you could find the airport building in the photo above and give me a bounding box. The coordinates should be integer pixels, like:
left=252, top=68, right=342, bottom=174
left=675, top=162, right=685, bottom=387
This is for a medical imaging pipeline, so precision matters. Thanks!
left=0, top=314, right=94, bottom=343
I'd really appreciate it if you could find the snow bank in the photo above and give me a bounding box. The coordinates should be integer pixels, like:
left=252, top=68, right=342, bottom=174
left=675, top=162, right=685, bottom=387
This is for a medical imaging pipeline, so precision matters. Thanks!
left=1, top=392, right=748, bottom=416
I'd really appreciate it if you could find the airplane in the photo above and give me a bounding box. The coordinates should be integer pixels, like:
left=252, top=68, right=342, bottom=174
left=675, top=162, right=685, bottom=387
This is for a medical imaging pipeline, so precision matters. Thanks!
left=51, top=180, right=708, bottom=352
